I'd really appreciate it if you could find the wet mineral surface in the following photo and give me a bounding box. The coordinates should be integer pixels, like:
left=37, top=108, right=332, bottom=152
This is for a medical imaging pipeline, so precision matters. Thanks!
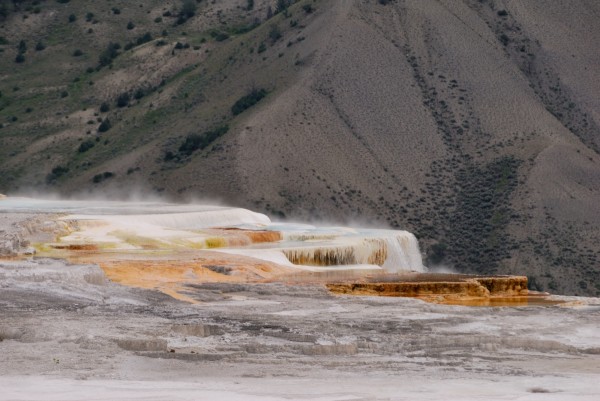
left=1, top=199, right=599, bottom=399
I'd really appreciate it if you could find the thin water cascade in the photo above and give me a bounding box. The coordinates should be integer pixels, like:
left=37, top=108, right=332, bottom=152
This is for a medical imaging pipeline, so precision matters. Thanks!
left=381, top=232, right=425, bottom=273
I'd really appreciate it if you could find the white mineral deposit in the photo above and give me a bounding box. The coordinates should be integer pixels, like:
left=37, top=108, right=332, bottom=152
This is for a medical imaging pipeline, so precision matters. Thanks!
left=1, top=197, right=599, bottom=400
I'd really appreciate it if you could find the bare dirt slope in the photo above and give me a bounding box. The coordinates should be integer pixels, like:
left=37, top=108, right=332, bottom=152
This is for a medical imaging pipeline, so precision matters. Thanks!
left=0, top=0, right=598, bottom=295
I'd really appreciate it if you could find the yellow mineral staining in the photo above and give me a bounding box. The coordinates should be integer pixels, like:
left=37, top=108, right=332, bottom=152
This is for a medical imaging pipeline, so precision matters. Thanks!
left=205, top=237, right=227, bottom=248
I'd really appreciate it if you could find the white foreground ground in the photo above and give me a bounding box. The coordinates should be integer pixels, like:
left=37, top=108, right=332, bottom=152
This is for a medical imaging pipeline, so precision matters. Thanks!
left=1, top=258, right=599, bottom=401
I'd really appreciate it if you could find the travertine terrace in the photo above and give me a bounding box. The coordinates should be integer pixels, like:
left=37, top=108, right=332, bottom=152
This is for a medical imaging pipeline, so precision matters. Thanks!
left=2, top=196, right=533, bottom=305
left=1, top=197, right=599, bottom=400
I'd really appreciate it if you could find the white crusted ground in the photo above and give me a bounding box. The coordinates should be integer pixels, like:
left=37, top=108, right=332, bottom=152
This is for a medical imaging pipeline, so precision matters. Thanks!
left=1, top=258, right=599, bottom=401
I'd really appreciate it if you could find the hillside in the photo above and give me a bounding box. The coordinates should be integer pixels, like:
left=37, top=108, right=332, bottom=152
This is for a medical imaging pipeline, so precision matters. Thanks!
left=0, top=0, right=598, bottom=296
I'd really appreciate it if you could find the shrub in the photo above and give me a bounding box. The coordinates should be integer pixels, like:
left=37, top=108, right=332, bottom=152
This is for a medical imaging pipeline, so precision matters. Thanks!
left=500, top=34, right=510, bottom=46
left=268, top=24, right=281, bottom=42
left=92, top=171, right=114, bottom=183
left=35, top=41, right=45, bottom=51
left=138, top=32, right=153, bottom=44
left=527, top=276, right=541, bottom=291
left=164, top=151, right=175, bottom=161
left=98, top=42, right=120, bottom=68
left=68, top=14, right=76, bottom=23
left=78, top=140, right=95, bottom=153
left=302, top=4, right=314, bottom=13
left=116, top=92, right=130, bottom=107
left=85, top=12, right=94, bottom=22
left=178, top=125, right=229, bottom=156
left=60, top=91, right=68, bottom=98
left=246, top=0, right=254, bottom=11
left=180, top=0, right=197, bottom=18
left=98, top=118, right=111, bottom=132
left=497, top=10, right=508, bottom=17
left=176, top=0, right=197, bottom=24
left=112, top=8, right=120, bottom=15
left=231, top=88, right=267, bottom=115
left=275, top=0, right=289, bottom=14
left=18, top=40, right=27, bottom=53
left=15, top=53, right=25, bottom=63
left=154, top=17, right=162, bottom=23
left=127, top=21, right=135, bottom=30
left=125, top=32, right=154, bottom=50
left=427, top=243, right=447, bottom=264
left=46, top=165, right=69, bottom=183
left=134, top=88, right=145, bottom=100
left=100, top=102, right=110, bottom=112
left=73, top=49, right=83, bottom=56
left=257, top=42, right=266, bottom=53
